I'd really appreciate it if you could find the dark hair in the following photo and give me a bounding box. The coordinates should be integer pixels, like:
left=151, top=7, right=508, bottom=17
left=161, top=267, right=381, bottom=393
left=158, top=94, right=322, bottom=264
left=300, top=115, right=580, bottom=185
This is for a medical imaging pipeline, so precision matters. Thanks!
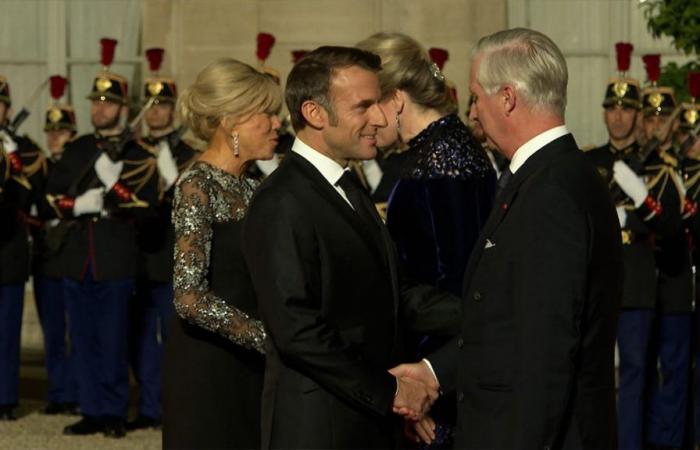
left=285, top=46, right=381, bottom=131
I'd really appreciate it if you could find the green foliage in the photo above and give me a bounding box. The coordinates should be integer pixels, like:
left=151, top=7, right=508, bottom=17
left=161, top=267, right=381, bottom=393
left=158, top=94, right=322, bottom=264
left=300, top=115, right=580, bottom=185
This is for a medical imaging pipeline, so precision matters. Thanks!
left=642, top=0, right=700, bottom=56
left=660, top=61, right=700, bottom=101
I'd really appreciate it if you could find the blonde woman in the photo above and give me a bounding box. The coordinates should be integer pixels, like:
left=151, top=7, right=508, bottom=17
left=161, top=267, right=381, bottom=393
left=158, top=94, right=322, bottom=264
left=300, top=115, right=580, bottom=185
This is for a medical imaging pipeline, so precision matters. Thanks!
left=357, top=33, right=496, bottom=448
left=161, top=58, right=281, bottom=449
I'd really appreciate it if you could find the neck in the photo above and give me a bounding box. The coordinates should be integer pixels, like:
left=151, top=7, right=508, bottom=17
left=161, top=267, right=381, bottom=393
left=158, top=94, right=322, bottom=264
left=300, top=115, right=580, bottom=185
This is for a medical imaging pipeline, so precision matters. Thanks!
left=199, top=130, right=248, bottom=177
left=609, top=135, right=635, bottom=150
left=399, top=104, right=445, bottom=142
left=149, top=126, right=174, bottom=138
left=296, top=128, right=349, bottom=167
left=96, top=126, right=123, bottom=137
left=502, top=112, right=564, bottom=159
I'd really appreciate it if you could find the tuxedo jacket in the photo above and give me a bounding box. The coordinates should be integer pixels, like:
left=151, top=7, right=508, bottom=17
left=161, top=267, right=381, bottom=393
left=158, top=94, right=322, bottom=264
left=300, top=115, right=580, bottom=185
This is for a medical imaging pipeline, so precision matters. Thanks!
left=242, top=150, right=459, bottom=449
left=431, top=134, right=623, bottom=450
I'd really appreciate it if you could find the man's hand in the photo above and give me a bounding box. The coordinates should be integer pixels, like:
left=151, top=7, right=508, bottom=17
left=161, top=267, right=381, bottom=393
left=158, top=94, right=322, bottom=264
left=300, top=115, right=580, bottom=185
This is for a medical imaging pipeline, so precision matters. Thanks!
left=73, top=187, right=105, bottom=216
left=389, top=361, right=440, bottom=419
left=94, top=153, right=124, bottom=191
left=404, top=415, right=436, bottom=445
left=156, top=140, right=179, bottom=190
left=0, top=130, right=18, bottom=154
left=392, top=375, right=437, bottom=420
left=612, top=160, right=648, bottom=208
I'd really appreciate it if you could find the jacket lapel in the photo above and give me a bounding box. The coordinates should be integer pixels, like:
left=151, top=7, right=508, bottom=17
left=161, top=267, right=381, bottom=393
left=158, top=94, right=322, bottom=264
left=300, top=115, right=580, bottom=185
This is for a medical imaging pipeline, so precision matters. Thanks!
left=285, top=152, right=389, bottom=265
left=461, top=134, right=577, bottom=295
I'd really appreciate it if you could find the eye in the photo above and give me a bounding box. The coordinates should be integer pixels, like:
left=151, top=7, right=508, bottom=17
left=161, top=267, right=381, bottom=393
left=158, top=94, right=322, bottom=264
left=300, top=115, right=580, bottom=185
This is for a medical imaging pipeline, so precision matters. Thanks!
left=469, top=95, right=478, bottom=105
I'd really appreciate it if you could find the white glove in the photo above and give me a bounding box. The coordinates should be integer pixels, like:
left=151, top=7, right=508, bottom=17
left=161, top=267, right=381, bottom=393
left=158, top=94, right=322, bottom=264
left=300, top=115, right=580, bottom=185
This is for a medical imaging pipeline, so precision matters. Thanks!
left=613, top=160, right=648, bottom=208
left=94, top=153, right=124, bottom=191
left=73, top=188, right=105, bottom=216
left=157, top=140, right=179, bottom=190
left=0, top=130, right=18, bottom=154
left=615, top=206, right=628, bottom=228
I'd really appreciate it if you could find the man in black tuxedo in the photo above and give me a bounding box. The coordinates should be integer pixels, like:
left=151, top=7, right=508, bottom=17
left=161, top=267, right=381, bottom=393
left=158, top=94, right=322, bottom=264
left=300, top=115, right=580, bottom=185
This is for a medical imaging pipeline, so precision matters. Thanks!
left=394, top=28, right=623, bottom=449
left=241, top=46, right=459, bottom=449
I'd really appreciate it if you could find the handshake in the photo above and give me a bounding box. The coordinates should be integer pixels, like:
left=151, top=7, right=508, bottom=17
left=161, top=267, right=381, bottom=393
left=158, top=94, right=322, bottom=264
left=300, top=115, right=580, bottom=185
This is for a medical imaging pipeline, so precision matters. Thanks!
left=389, top=360, right=440, bottom=444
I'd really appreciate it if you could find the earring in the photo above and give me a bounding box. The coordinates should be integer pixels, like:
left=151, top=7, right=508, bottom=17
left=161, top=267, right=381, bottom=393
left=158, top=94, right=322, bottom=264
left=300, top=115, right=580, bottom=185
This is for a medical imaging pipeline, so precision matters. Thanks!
left=231, top=131, right=240, bottom=157
left=395, top=112, right=401, bottom=135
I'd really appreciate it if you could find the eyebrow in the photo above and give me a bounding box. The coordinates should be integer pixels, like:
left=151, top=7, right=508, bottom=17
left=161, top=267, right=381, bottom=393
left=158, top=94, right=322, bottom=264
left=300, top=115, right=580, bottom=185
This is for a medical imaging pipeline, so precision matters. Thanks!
left=353, top=99, right=376, bottom=109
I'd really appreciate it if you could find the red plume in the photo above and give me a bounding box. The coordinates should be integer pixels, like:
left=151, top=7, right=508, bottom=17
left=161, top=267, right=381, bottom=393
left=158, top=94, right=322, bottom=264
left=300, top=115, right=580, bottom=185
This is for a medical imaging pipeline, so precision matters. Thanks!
left=145, top=48, right=164, bottom=73
left=615, top=42, right=633, bottom=72
left=642, top=54, right=661, bottom=83
left=100, top=38, right=118, bottom=67
left=257, top=33, right=276, bottom=62
left=49, top=75, right=68, bottom=101
left=429, top=48, right=449, bottom=71
left=689, top=72, right=700, bottom=99
left=291, top=50, right=308, bottom=64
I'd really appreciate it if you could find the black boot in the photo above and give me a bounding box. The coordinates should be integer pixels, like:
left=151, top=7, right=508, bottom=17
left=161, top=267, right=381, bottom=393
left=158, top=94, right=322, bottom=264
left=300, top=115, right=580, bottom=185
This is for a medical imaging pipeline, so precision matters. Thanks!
left=126, top=415, right=161, bottom=431
left=63, top=416, right=103, bottom=435
left=102, top=416, right=127, bottom=438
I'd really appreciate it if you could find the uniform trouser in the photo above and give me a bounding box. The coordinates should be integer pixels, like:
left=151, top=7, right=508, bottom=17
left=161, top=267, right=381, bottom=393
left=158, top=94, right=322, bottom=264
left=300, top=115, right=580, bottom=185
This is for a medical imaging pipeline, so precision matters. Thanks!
left=0, top=283, right=24, bottom=406
left=618, top=309, right=654, bottom=450
left=33, top=275, right=77, bottom=404
left=646, top=313, right=692, bottom=448
left=64, top=271, right=133, bottom=419
left=130, top=280, right=174, bottom=419
left=695, top=307, right=700, bottom=444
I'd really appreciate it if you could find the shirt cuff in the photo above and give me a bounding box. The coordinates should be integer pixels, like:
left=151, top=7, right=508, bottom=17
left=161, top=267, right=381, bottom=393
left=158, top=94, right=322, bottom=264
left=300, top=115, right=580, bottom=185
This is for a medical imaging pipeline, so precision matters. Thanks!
left=422, top=358, right=439, bottom=385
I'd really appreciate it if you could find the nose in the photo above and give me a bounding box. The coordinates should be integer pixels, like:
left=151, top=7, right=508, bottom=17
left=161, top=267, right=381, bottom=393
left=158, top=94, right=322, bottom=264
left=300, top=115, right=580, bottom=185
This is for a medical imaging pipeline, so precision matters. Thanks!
left=271, top=115, right=281, bottom=131
left=370, top=104, right=387, bottom=128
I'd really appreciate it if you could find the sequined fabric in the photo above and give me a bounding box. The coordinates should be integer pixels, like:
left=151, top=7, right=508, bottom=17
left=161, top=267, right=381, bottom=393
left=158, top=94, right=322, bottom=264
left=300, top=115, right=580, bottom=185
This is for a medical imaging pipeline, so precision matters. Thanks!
left=405, top=113, right=492, bottom=180
left=172, top=160, right=265, bottom=353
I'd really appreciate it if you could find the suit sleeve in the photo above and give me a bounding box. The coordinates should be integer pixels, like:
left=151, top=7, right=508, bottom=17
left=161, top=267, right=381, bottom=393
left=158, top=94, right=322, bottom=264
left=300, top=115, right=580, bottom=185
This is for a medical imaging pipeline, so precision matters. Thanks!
left=242, top=189, right=396, bottom=417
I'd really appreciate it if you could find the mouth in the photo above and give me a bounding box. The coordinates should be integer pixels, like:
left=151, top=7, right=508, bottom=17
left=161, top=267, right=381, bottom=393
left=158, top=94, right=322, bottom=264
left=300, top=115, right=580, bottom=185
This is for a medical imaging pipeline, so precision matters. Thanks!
left=360, top=134, right=377, bottom=145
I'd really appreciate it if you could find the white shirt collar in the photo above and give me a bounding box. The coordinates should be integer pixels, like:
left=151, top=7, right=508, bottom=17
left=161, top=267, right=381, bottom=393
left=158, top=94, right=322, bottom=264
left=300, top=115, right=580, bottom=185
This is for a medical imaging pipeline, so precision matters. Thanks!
left=291, top=137, right=347, bottom=186
left=509, top=125, right=569, bottom=174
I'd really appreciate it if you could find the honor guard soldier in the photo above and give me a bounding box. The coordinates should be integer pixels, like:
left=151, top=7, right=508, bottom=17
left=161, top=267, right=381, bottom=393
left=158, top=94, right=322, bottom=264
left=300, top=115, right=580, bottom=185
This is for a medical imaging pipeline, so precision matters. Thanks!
left=0, top=74, right=47, bottom=421
left=584, top=45, right=679, bottom=450
left=32, top=75, right=79, bottom=415
left=638, top=54, right=693, bottom=450
left=45, top=38, right=158, bottom=438
left=128, top=47, right=196, bottom=431
left=677, top=71, right=700, bottom=449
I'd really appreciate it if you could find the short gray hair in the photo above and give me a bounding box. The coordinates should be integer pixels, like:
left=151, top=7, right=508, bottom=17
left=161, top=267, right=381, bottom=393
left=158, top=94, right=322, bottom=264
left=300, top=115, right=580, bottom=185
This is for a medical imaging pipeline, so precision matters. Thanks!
left=473, top=28, right=568, bottom=117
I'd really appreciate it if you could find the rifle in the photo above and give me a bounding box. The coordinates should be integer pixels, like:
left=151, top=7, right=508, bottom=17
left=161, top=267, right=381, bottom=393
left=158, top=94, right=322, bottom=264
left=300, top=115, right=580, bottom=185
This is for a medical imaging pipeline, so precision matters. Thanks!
left=1, top=79, right=48, bottom=136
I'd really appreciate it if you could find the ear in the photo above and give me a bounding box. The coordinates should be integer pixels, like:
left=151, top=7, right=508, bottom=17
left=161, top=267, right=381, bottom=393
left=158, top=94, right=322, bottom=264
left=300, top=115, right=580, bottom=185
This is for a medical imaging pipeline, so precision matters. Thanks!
left=300, top=100, right=325, bottom=129
left=392, top=90, right=406, bottom=114
left=502, top=85, right=516, bottom=116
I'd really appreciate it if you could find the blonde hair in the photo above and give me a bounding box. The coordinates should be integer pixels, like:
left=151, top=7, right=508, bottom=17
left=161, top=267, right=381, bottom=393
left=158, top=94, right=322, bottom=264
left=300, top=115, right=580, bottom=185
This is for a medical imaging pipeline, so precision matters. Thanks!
left=177, top=58, right=282, bottom=142
left=356, top=32, right=455, bottom=114
left=473, top=28, right=568, bottom=118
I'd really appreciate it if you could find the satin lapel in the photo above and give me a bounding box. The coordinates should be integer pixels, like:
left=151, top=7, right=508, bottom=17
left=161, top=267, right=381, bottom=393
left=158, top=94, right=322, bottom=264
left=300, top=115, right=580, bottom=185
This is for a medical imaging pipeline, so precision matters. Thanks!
left=286, top=152, right=387, bottom=264
left=460, top=134, right=577, bottom=296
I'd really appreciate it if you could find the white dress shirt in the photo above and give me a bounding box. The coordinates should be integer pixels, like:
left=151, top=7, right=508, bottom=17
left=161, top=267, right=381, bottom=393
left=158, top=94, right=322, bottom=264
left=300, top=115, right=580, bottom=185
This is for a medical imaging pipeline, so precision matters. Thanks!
left=291, top=138, right=353, bottom=207
left=509, top=125, right=569, bottom=174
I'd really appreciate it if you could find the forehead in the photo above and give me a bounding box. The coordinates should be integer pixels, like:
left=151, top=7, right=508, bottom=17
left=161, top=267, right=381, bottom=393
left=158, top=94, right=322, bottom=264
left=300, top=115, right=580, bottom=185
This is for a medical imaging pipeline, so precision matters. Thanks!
left=329, top=66, right=380, bottom=102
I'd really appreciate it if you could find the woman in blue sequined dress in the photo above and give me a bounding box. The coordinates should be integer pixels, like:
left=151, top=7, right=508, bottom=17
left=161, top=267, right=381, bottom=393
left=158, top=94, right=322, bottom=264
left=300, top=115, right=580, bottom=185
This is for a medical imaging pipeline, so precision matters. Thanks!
left=357, top=32, right=497, bottom=448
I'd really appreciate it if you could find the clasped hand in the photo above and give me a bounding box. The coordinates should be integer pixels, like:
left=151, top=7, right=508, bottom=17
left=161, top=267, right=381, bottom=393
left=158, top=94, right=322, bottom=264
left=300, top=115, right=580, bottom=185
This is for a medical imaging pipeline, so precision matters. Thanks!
left=389, top=361, right=439, bottom=420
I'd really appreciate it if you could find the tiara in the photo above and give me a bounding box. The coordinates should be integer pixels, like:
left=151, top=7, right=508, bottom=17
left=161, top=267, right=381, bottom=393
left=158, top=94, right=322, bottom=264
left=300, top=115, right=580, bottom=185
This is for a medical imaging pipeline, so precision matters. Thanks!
left=429, top=62, right=445, bottom=82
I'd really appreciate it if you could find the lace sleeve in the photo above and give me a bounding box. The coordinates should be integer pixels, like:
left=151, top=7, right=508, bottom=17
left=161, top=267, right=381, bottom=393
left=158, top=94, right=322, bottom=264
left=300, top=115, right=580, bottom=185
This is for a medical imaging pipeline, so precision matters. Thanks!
left=172, top=173, right=266, bottom=353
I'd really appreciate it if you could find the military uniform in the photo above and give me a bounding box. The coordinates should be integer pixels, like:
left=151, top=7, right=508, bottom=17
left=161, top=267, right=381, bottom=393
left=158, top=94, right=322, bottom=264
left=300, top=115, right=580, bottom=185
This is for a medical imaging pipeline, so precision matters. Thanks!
left=45, top=39, right=158, bottom=437
left=127, top=48, right=197, bottom=429
left=0, top=75, right=47, bottom=420
left=31, top=76, right=79, bottom=414
left=637, top=61, right=693, bottom=449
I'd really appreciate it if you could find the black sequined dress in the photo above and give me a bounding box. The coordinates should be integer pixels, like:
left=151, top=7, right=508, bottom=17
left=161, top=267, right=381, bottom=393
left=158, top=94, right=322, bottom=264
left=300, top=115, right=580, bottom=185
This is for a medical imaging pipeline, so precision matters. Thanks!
left=386, top=113, right=496, bottom=448
left=162, top=161, right=266, bottom=449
